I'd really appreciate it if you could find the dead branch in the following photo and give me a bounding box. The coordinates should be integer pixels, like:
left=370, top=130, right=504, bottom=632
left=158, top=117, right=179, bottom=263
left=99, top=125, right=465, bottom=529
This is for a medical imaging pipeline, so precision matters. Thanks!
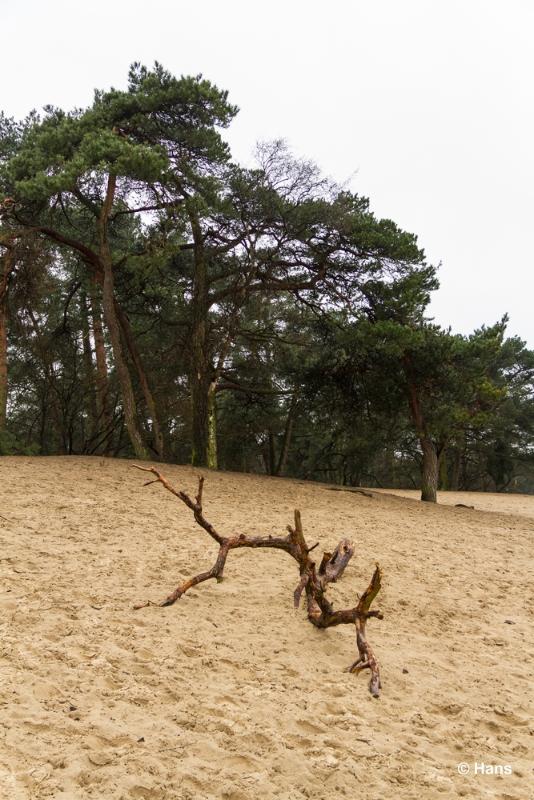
left=347, top=564, right=383, bottom=697
left=132, top=465, right=383, bottom=697
left=326, top=487, right=375, bottom=498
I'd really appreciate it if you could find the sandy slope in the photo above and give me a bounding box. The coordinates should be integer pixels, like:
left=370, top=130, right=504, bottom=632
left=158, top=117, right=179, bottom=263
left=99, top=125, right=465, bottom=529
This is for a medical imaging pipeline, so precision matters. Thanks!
left=0, top=456, right=532, bottom=800
left=374, top=487, right=534, bottom=520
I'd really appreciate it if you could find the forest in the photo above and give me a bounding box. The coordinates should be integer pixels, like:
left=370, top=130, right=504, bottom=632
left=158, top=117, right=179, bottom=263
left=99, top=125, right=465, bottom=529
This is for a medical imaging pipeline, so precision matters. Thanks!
left=1, top=62, right=533, bottom=502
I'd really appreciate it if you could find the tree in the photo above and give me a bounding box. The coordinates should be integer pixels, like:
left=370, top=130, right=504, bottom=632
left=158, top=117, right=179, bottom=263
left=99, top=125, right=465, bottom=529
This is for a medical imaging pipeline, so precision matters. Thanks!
left=174, top=141, right=431, bottom=467
left=2, top=67, right=533, bottom=495
left=0, top=63, right=237, bottom=459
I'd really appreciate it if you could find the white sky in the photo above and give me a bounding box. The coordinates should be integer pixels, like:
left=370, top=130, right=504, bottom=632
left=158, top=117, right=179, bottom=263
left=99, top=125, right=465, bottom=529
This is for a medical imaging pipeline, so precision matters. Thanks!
left=2, top=0, right=533, bottom=344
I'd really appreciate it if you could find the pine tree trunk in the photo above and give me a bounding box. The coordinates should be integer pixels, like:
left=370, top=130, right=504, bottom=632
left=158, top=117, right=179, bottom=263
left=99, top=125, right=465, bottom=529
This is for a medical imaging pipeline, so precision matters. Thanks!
left=206, top=381, right=218, bottom=470
left=98, top=174, right=149, bottom=460
left=450, top=448, right=461, bottom=491
left=268, top=430, right=277, bottom=475
left=89, top=282, right=113, bottom=453
left=420, top=438, right=438, bottom=503
left=275, top=396, right=297, bottom=476
left=80, top=290, right=98, bottom=446
left=115, top=300, right=165, bottom=460
left=438, top=448, right=448, bottom=490
left=0, top=251, right=11, bottom=435
left=404, top=361, right=438, bottom=503
left=0, top=296, right=7, bottom=435
left=100, top=256, right=148, bottom=460
left=190, top=360, right=212, bottom=467
left=39, top=390, right=49, bottom=454
left=189, top=208, right=216, bottom=468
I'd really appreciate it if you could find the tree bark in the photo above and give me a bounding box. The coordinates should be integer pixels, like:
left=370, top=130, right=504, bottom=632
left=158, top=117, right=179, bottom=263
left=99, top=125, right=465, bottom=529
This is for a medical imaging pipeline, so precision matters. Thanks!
left=191, top=367, right=213, bottom=467
left=189, top=208, right=215, bottom=468
left=98, top=174, right=149, bottom=460
left=115, top=300, right=165, bottom=460
left=80, top=290, right=99, bottom=446
left=404, top=358, right=438, bottom=503
left=275, top=396, right=297, bottom=476
left=0, top=251, right=10, bottom=434
left=420, top=438, right=438, bottom=503
left=0, top=305, right=7, bottom=435
left=101, top=267, right=148, bottom=459
left=89, top=282, right=113, bottom=454
left=268, top=430, right=277, bottom=475
left=206, top=380, right=218, bottom=469
left=438, top=448, right=449, bottom=490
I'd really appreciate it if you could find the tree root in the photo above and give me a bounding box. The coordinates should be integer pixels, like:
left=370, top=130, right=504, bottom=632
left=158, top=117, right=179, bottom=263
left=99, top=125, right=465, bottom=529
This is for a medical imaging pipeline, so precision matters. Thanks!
left=132, top=465, right=384, bottom=697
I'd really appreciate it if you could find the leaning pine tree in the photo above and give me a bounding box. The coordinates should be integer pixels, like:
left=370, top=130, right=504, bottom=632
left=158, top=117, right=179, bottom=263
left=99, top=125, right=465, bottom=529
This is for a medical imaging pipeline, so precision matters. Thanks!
left=133, top=466, right=384, bottom=697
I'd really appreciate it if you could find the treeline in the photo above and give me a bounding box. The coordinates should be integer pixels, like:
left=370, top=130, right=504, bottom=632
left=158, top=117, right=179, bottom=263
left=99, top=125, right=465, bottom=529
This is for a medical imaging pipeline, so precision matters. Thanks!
left=1, top=63, right=533, bottom=501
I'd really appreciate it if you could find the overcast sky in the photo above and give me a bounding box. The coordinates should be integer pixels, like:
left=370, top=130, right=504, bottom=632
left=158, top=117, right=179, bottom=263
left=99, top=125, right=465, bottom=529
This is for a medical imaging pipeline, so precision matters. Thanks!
left=2, top=0, right=533, bottom=343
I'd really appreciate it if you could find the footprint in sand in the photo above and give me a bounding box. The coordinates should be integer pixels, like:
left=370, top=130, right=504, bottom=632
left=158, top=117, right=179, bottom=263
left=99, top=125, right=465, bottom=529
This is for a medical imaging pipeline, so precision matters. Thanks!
left=0, top=768, right=29, bottom=800
left=295, top=718, right=326, bottom=735
left=129, top=786, right=166, bottom=800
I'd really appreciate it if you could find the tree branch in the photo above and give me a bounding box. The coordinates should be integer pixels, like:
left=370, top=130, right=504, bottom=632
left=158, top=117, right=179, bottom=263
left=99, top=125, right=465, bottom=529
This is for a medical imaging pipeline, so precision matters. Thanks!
left=132, top=467, right=384, bottom=696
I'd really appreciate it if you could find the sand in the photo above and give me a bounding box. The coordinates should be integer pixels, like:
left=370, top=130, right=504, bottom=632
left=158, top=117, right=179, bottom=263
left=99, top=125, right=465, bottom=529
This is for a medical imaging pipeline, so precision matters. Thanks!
left=0, top=456, right=532, bottom=799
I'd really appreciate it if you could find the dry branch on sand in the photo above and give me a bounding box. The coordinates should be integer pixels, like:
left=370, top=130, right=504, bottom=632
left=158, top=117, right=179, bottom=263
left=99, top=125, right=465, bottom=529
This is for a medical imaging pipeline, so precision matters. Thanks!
left=132, top=465, right=384, bottom=697
left=326, top=487, right=376, bottom=498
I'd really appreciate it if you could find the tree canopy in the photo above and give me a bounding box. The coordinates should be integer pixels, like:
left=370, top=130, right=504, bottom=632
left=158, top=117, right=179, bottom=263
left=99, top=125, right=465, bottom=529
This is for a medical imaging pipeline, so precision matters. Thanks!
left=1, top=63, right=533, bottom=500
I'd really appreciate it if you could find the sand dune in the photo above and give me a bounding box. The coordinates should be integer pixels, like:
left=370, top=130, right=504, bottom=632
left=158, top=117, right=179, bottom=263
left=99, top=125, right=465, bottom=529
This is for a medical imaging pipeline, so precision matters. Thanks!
left=374, top=487, right=534, bottom=521
left=0, top=456, right=532, bottom=799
